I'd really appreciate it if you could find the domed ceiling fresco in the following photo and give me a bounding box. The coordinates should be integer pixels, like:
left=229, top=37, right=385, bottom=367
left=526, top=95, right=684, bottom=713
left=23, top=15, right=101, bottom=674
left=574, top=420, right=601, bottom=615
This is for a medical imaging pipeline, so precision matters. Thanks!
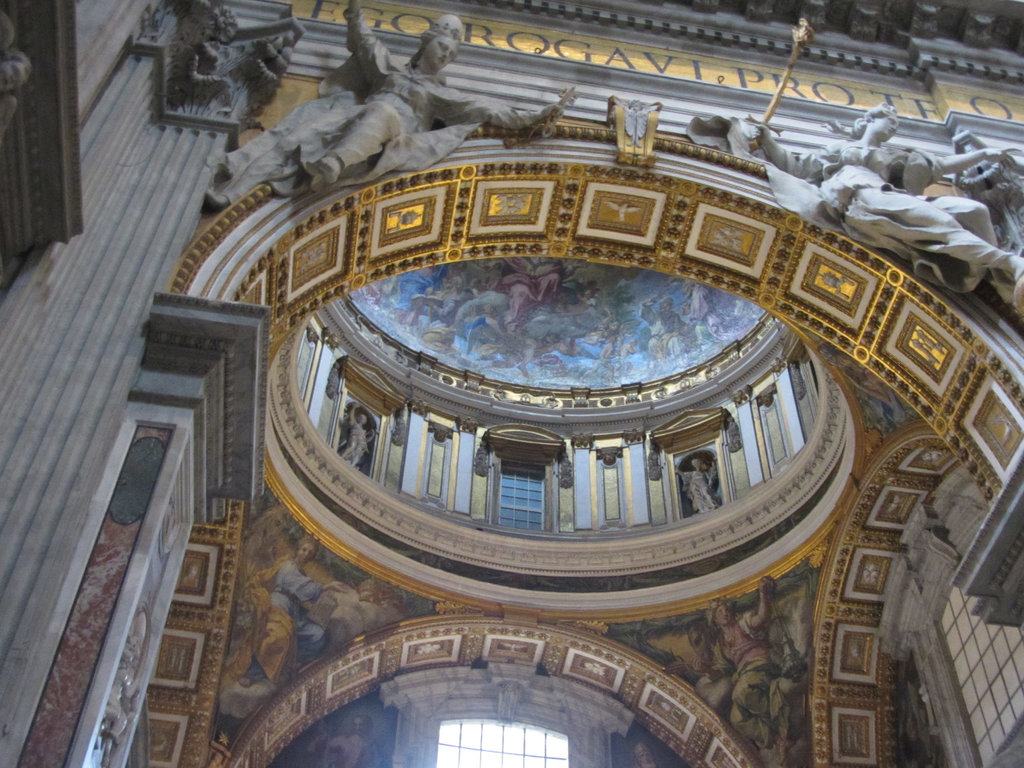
left=349, top=257, right=766, bottom=389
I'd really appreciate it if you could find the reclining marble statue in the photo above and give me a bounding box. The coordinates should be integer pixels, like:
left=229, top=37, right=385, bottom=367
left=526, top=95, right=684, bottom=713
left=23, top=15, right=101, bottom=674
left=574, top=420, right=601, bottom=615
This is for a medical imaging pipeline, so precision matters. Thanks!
left=203, top=0, right=571, bottom=210
left=688, top=105, right=1024, bottom=312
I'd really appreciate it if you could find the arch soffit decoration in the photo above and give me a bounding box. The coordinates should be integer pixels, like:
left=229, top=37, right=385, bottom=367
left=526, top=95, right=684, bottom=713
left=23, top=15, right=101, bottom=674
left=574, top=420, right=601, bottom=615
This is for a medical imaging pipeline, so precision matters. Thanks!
left=174, top=149, right=1024, bottom=500
left=224, top=616, right=762, bottom=768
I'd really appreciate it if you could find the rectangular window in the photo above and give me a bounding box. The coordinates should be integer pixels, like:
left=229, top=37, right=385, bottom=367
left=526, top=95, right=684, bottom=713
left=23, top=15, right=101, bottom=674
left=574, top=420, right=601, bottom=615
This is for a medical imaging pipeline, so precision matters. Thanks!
left=437, top=721, right=568, bottom=768
left=498, top=465, right=545, bottom=530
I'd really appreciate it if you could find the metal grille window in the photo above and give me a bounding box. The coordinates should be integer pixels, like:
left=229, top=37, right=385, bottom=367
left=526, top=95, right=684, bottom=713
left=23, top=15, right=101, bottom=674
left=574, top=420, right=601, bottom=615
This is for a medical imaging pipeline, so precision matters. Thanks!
left=437, top=720, right=569, bottom=768
left=498, top=465, right=545, bottom=530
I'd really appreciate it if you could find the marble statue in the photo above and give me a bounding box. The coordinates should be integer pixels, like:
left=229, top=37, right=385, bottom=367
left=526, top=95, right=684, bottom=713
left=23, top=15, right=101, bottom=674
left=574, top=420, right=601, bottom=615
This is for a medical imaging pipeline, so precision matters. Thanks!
left=688, top=105, right=1024, bottom=312
left=677, top=455, right=720, bottom=515
left=204, top=0, right=572, bottom=210
left=0, top=10, right=31, bottom=148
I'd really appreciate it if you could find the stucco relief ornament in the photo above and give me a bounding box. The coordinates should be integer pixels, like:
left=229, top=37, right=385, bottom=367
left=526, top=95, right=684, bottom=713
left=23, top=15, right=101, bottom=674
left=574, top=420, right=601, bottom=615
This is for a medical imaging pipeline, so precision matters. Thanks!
left=140, top=0, right=301, bottom=123
left=0, top=10, right=31, bottom=148
left=688, top=103, right=1024, bottom=313
left=204, top=0, right=573, bottom=210
left=95, top=608, right=149, bottom=768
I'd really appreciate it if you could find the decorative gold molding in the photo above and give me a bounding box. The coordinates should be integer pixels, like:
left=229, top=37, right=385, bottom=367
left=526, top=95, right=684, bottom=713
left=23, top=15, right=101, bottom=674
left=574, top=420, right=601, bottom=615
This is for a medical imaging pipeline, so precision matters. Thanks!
left=174, top=157, right=1016, bottom=495
left=224, top=616, right=762, bottom=768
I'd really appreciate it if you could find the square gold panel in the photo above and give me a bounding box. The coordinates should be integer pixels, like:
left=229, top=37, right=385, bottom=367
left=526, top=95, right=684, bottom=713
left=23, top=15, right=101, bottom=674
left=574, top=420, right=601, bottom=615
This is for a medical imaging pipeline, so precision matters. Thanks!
left=152, top=630, right=205, bottom=689
left=639, top=682, right=696, bottom=740
left=881, top=299, right=963, bottom=399
left=174, top=543, right=218, bottom=606
left=482, top=634, right=545, bottom=665
left=705, top=739, right=742, bottom=768
left=383, top=201, right=432, bottom=241
left=576, top=182, right=666, bottom=247
left=832, top=625, right=880, bottom=683
left=148, top=713, right=188, bottom=768
left=400, top=635, right=461, bottom=667
left=900, top=446, right=954, bottom=474
left=371, top=186, right=450, bottom=262
left=789, top=243, right=879, bottom=329
left=326, top=652, right=380, bottom=699
left=287, top=219, right=350, bottom=302
left=867, top=488, right=925, bottom=530
left=972, top=388, right=1024, bottom=472
left=965, top=378, right=1024, bottom=480
left=470, top=180, right=554, bottom=235
left=844, top=549, right=894, bottom=602
left=562, top=648, right=625, bottom=692
left=831, top=707, right=877, bottom=765
left=899, top=320, right=951, bottom=383
left=684, top=203, right=776, bottom=277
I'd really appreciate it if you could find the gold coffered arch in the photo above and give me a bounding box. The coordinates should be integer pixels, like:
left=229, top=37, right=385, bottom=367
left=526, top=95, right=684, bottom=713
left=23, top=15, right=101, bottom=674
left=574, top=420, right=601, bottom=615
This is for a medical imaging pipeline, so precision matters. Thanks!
left=225, top=616, right=762, bottom=768
left=176, top=155, right=1024, bottom=496
left=168, top=143, right=1013, bottom=768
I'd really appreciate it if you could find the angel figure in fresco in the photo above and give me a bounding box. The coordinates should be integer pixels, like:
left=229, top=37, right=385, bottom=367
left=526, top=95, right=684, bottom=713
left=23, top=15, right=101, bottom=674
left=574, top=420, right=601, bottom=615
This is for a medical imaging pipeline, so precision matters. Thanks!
left=676, top=453, right=720, bottom=517
left=203, top=0, right=573, bottom=210
left=688, top=104, right=1024, bottom=312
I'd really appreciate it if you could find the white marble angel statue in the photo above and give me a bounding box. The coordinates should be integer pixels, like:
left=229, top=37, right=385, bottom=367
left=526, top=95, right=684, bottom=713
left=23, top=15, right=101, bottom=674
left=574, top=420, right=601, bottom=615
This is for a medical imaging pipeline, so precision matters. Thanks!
left=204, top=0, right=573, bottom=210
left=688, top=105, right=1024, bottom=312
left=677, top=455, right=721, bottom=516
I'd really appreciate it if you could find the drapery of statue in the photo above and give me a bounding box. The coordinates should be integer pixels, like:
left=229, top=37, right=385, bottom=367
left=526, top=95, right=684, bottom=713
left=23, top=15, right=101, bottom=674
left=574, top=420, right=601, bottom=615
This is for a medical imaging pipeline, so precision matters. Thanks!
left=203, top=0, right=572, bottom=211
left=688, top=105, right=1024, bottom=313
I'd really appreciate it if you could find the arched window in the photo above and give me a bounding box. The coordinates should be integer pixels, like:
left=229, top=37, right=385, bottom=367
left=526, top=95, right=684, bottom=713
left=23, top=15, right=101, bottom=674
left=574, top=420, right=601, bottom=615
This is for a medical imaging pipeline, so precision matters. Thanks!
left=437, top=720, right=569, bottom=768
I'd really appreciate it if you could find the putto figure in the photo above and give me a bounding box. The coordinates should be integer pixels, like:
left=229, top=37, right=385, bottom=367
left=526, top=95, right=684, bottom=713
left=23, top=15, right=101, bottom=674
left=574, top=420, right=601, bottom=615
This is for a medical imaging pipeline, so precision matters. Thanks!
left=690, top=105, right=1024, bottom=312
left=204, top=0, right=571, bottom=210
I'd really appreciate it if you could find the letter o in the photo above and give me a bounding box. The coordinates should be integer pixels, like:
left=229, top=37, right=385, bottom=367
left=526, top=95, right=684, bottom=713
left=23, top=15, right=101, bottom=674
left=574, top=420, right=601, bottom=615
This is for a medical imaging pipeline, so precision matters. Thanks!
left=811, top=82, right=855, bottom=106
left=506, top=31, right=550, bottom=55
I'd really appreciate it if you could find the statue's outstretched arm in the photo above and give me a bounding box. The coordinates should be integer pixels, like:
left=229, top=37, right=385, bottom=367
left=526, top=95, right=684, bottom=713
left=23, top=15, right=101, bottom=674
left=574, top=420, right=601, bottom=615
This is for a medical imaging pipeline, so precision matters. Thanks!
left=443, top=87, right=574, bottom=131
left=935, top=146, right=1019, bottom=177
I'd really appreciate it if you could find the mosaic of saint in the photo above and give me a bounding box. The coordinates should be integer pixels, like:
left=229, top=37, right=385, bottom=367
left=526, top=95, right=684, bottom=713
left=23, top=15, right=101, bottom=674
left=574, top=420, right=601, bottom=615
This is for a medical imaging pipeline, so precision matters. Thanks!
left=607, top=560, right=818, bottom=768
left=349, top=258, right=765, bottom=389
left=216, top=498, right=434, bottom=734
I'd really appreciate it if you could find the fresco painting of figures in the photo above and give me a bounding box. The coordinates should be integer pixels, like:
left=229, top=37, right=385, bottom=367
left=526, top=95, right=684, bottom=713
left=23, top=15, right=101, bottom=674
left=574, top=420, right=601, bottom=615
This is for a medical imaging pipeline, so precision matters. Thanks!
left=607, top=561, right=818, bottom=768
left=349, top=258, right=765, bottom=389
left=216, top=497, right=435, bottom=735
left=612, top=722, right=693, bottom=768
left=817, top=342, right=917, bottom=436
left=268, top=690, right=397, bottom=768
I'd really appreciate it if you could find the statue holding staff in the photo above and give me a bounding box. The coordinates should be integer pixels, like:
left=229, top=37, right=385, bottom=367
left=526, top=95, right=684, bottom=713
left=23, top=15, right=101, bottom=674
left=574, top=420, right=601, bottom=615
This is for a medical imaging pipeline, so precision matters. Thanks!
left=688, top=17, right=1024, bottom=312
left=204, top=0, right=573, bottom=210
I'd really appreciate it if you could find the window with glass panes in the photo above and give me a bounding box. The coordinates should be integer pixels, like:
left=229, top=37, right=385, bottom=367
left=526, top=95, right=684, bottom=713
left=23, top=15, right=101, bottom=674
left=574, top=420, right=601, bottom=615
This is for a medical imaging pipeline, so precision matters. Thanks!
left=498, top=465, right=545, bottom=530
left=437, top=720, right=569, bottom=768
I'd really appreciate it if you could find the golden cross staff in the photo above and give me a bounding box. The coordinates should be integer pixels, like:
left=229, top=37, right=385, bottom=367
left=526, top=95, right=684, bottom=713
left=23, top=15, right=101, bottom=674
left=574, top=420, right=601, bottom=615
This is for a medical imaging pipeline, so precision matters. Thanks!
left=761, top=18, right=815, bottom=127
